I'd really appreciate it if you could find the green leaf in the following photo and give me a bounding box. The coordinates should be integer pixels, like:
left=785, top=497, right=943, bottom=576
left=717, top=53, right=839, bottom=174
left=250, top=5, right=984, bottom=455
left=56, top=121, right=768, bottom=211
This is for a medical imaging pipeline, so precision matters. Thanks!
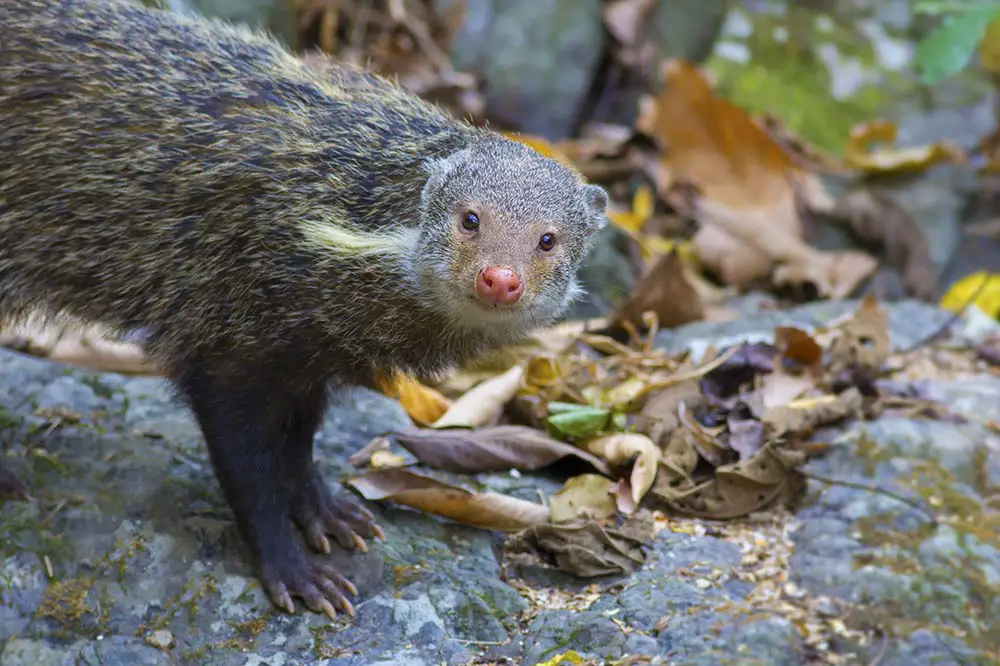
left=916, top=0, right=1000, bottom=17
left=547, top=404, right=611, bottom=439
left=916, top=5, right=1000, bottom=84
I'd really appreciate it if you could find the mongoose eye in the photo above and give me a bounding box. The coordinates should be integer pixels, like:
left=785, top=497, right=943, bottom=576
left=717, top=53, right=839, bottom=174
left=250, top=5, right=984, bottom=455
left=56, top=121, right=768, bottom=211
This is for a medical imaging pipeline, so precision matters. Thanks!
left=460, top=211, right=480, bottom=233
left=538, top=232, right=556, bottom=251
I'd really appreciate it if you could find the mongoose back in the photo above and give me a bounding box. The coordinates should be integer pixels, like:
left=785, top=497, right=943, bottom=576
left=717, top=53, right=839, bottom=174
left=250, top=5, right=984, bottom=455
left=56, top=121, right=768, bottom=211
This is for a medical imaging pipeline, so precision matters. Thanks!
left=0, top=0, right=608, bottom=618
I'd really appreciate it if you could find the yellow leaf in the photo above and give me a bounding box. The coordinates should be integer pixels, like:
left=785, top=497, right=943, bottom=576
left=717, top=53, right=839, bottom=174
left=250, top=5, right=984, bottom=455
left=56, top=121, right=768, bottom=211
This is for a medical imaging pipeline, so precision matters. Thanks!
left=609, top=184, right=656, bottom=233
left=978, top=15, right=1000, bottom=74
left=843, top=120, right=964, bottom=175
left=639, top=236, right=700, bottom=267
left=502, top=132, right=576, bottom=169
left=633, top=183, right=654, bottom=219
left=940, top=271, right=1000, bottom=319
left=375, top=371, right=452, bottom=426
left=535, top=651, right=585, bottom=666
left=433, top=364, right=525, bottom=428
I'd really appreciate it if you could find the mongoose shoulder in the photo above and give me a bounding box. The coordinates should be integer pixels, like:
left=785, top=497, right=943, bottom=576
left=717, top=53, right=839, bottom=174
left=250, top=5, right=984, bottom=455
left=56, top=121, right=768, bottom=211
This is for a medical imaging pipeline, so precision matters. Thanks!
left=0, top=0, right=608, bottom=618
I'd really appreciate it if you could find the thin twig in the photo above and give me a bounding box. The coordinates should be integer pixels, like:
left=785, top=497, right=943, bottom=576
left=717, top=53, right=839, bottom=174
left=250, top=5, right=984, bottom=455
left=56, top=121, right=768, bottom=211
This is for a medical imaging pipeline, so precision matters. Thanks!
left=801, top=471, right=939, bottom=526
left=867, top=628, right=889, bottom=666
left=899, top=270, right=993, bottom=354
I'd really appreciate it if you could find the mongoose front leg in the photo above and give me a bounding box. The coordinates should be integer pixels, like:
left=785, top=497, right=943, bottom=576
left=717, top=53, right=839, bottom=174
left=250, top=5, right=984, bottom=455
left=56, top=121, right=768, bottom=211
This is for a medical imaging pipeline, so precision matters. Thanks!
left=284, top=383, right=384, bottom=569
left=179, top=367, right=355, bottom=619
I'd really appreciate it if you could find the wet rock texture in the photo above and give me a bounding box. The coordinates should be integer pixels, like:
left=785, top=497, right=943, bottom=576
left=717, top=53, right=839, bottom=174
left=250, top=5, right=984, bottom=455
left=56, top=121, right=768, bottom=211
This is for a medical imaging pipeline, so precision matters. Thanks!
left=3, top=300, right=999, bottom=665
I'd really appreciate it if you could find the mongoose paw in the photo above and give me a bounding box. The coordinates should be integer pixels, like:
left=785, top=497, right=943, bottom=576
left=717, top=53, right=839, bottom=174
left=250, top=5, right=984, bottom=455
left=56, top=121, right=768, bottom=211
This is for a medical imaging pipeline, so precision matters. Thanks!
left=260, top=552, right=358, bottom=620
left=290, top=468, right=385, bottom=555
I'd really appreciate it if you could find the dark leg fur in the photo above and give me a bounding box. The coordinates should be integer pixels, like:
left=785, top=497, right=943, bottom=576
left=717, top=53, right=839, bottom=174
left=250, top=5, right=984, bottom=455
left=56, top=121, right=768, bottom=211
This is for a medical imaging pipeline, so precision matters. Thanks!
left=284, top=381, right=384, bottom=564
left=177, top=364, right=379, bottom=619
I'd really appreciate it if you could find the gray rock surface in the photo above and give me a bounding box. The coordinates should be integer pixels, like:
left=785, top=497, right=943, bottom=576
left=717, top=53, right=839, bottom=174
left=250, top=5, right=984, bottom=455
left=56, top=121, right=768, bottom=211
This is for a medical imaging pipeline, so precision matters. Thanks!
left=435, top=0, right=606, bottom=140
left=3, top=300, right=999, bottom=665
left=565, top=225, right=639, bottom=320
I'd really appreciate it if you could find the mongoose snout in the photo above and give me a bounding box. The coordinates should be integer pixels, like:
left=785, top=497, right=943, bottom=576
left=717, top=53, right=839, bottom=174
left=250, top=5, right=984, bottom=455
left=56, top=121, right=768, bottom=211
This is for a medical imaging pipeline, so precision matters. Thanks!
left=476, top=265, right=524, bottom=305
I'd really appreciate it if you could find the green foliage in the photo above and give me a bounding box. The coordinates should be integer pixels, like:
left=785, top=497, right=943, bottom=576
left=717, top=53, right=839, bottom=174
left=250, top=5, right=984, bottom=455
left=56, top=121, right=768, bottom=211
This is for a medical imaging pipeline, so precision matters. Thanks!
left=914, top=0, right=1000, bottom=84
left=546, top=401, right=612, bottom=439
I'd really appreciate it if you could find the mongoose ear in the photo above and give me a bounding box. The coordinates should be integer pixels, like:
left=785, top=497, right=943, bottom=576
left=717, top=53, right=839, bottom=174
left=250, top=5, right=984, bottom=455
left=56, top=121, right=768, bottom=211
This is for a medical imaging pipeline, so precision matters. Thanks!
left=421, top=149, right=472, bottom=215
left=581, top=183, right=609, bottom=230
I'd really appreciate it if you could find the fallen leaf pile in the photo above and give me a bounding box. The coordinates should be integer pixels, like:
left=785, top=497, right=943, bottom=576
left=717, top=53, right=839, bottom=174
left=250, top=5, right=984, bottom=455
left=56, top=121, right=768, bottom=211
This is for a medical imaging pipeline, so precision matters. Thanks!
left=345, top=296, right=949, bottom=579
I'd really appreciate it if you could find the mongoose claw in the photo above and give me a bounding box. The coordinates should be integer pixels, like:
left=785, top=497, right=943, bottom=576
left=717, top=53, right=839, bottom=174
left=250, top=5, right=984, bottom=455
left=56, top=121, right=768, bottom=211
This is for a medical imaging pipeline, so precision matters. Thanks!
left=290, top=470, right=384, bottom=555
left=260, top=554, right=357, bottom=620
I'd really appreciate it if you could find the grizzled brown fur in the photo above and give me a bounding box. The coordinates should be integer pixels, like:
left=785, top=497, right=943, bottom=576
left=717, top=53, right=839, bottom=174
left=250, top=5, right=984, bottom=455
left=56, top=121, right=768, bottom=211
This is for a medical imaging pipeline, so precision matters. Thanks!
left=0, top=0, right=608, bottom=618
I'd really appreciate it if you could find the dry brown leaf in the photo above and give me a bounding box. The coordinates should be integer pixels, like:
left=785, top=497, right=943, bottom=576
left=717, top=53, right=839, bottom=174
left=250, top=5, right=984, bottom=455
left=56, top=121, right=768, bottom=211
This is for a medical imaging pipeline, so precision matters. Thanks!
left=757, top=368, right=817, bottom=412
left=1, top=318, right=155, bottom=375
left=375, top=370, right=452, bottom=426
left=677, top=399, right=728, bottom=466
left=347, top=468, right=548, bottom=532
left=675, top=189, right=877, bottom=299
left=763, top=388, right=865, bottom=438
left=608, top=248, right=705, bottom=331
left=506, top=512, right=652, bottom=577
left=580, top=433, right=660, bottom=504
left=827, top=295, right=891, bottom=376
left=636, top=59, right=835, bottom=288
left=635, top=359, right=703, bottom=445
left=843, top=120, right=964, bottom=175
left=656, top=428, right=700, bottom=488
left=773, top=327, right=823, bottom=370
left=654, top=446, right=806, bottom=519
left=824, top=189, right=939, bottom=302
left=433, top=364, right=525, bottom=428
left=549, top=474, right=618, bottom=523
left=387, top=425, right=611, bottom=475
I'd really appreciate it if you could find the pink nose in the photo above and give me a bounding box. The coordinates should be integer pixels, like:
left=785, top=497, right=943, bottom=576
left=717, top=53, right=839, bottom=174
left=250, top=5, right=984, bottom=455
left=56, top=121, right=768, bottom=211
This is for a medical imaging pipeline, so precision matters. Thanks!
left=476, top=266, right=524, bottom=305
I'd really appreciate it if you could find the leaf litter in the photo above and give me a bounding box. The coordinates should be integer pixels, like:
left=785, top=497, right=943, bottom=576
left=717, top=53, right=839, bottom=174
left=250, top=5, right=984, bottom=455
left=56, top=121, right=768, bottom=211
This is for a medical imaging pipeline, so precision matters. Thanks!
left=345, top=296, right=961, bottom=582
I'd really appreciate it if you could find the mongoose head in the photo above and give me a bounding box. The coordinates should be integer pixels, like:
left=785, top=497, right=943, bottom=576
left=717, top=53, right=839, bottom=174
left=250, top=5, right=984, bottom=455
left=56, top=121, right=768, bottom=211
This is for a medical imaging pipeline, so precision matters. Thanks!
left=414, top=137, right=608, bottom=336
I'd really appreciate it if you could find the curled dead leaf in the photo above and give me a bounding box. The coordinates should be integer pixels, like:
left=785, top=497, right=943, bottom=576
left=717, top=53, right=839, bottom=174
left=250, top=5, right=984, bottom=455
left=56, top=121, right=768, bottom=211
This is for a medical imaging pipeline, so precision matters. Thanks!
left=375, top=370, right=452, bottom=426
left=347, top=468, right=548, bottom=532
left=580, top=433, right=660, bottom=504
left=507, top=511, right=653, bottom=577
left=433, top=364, right=525, bottom=428
left=844, top=119, right=964, bottom=175
left=654, top=445, right=806, bottom=519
